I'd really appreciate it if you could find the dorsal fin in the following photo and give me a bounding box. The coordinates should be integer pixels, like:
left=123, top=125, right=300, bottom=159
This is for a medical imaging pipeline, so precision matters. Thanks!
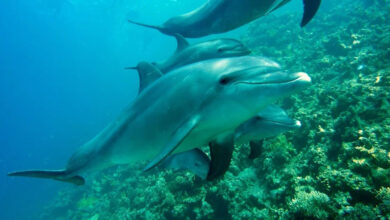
left=128, top=62, right=163, bottom=94
left=173, top=34, right=190, bottom=53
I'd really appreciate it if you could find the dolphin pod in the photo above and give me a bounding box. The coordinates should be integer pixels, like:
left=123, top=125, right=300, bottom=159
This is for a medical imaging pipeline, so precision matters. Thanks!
left=8, top=56, right=311, bottom=184
left=128, top=0, right=322, bottom=38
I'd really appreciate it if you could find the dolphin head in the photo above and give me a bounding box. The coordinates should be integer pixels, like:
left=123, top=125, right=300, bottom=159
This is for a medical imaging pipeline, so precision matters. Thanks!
left=195, top=38, right=251, bottom=60
left=213, top=38, right=251, bottom=56
left=235, top=105, right=302, bottom=144
left=199, top=56, right=311, bottom=129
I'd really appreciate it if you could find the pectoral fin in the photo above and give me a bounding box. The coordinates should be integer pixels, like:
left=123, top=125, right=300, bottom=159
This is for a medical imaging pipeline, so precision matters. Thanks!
left=143, top=116, right=200, bottom=171
left=249, top=140, right=264, bottom=159
left=207, top=134, right=234, bottom=180
left=301, top=0, right=321, bottom=27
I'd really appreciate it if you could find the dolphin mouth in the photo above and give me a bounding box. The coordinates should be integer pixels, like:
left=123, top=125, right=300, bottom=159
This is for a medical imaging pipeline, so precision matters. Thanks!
left=263, top=119, right=302, bottom=128
left=235, top=72, right=311, bottom=85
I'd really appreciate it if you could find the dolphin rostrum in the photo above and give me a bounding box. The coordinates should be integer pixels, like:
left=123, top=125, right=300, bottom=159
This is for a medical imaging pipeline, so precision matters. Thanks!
left=128, top=0, right=322, bottom=38
left=8, top=56, right=311, bottom=185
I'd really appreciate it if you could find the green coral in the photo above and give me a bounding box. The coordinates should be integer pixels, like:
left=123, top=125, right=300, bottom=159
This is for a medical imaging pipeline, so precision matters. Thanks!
left=289, top=190, right=331, bottom=219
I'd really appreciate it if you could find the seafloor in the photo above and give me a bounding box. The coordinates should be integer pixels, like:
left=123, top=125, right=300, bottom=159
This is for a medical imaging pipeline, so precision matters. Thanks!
left=42, top=0, right=390, bottom=219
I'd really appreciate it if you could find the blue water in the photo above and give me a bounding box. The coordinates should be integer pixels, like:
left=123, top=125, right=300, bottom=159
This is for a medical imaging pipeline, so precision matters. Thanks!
left=0, top=1, right=304, bottom=219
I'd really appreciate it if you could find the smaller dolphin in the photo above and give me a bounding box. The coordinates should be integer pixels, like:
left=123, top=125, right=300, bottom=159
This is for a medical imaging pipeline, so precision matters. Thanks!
left=235, top=105, right=301, bottom=144
left=126, top=34, right=250, bottom=76
left=235, top=105, right=301, bottom=159
left=128, top=0, right=322, bottom=38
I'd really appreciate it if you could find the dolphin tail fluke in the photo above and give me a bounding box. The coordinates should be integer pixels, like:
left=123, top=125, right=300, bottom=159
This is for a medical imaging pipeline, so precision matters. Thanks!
left=301, top=0, right=322, bottom=27
left=8, top=170, right=85, bottom=186
left=128, top=19, right=163, bottom=32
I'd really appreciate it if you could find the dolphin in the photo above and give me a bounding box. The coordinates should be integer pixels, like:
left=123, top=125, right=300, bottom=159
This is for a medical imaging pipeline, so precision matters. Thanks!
left=8, top=56, right=311, bottom=185
left=235, top=105, right=301, bottom=159
left=128, top=0, right=322, bottom=38
left=126, top=34, right=251, bottom=74
left=235, top=105, right=301, bottom=144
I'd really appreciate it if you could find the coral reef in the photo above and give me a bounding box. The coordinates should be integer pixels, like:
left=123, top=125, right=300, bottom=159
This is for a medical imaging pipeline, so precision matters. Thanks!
left=41, top=0, right=390, bottom=219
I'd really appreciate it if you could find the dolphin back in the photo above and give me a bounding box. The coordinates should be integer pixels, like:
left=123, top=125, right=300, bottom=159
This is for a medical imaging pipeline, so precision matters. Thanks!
left=8, top=170, right=85, bottom=185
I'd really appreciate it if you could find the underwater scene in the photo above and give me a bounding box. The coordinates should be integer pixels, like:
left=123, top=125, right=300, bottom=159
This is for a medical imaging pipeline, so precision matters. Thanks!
left=1, top=0, right=389, bottom=219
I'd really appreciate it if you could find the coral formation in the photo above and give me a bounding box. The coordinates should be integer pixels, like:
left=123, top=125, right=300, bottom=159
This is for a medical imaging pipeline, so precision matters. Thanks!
left=41, top=0, right=390, bottom=219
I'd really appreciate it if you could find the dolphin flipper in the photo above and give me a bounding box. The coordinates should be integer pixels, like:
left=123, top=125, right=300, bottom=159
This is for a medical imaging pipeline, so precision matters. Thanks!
left=8, top=170, right=85, bottom=185
left=143, top=116, right=200, bottom=172
left=301, top=0, right=321, bottom=27
left=207, top=134, right=234, bottom=180
left=249, top=140, right=263, bottom=159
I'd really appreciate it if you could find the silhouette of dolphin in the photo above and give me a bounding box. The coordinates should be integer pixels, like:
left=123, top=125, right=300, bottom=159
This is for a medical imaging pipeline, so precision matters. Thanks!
left=8, top=56, right=311, bottom=184
left=128, top=0, right=322, bottom=38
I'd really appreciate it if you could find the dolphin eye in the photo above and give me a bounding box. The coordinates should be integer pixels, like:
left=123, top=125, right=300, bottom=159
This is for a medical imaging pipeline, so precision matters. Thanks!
left=217, top=47, right=227, bottom=52
left=195, top=162, right=201, bottom=167
left=219, top=77, right=230, bottom=85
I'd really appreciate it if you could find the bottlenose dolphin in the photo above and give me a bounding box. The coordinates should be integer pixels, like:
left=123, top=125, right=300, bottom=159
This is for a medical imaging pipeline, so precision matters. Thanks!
left=235, top=105, right=301, bottom=144
left=128, top=0, right=322, bottom=38
left=8, top=56, right=311, bottom=185
left=126, top=34, right=250, bottom=74
left=235, top=105, right=301, bottom=159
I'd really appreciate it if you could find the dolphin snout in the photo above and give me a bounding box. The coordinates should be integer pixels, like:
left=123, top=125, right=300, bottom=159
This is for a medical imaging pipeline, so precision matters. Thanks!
left=294, top=72, right=311, bottom=83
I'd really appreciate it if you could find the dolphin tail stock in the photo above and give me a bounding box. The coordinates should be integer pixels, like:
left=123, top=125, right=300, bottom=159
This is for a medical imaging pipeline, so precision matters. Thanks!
left=128, top=19, right=164, bottom=32
left=301, top=0, right=322, bottom=27
left=124, top=66, right=137, bottom=70
left=8, top=170, right=85, bottom=186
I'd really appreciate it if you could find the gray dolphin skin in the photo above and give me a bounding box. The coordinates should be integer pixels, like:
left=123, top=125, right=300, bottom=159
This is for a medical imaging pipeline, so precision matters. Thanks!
left=159, top=148, right=210, bottom=180
left=8, top=56, right=311, bottom=185
left=153, top=34, right=251, bottom=73
left=235, top=105, right=301, bottom=144
left=235, top=105, right=301, bottom=159
left=128, top=0, right=322, bottom=38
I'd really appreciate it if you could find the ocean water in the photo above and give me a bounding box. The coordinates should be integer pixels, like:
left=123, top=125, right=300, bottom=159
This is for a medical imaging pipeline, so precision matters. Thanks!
left=1, top=0, right=389, bottom=219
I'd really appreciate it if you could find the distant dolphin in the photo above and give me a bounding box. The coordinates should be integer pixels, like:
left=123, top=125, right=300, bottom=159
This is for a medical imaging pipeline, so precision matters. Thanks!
left=235, top=105, right=301, bottom=159
left=235, top=105, right=301, bottom=144
left=128, top=0, right=322, bottom=38
left=8, top=56, right=311, bottom=185
left=126, top=34, right=250, bottom=74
